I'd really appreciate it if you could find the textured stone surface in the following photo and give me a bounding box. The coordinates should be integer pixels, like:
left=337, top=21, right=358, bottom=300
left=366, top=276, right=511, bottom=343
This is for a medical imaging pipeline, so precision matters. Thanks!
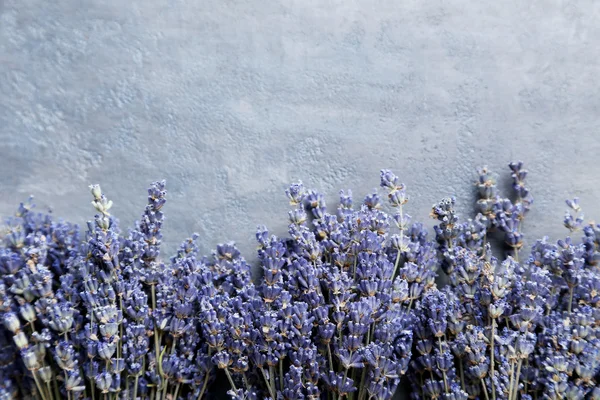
left=2, top=0, right=600, bottom=266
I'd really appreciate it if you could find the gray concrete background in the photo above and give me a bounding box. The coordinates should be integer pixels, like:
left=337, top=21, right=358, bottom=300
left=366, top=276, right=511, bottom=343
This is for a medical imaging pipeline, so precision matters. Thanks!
left=1, top=0, right=600, bottom=263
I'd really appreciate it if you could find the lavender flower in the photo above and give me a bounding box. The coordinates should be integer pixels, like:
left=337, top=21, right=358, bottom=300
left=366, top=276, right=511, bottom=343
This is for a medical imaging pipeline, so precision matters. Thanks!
left=0, top=161, right=598, bottom=400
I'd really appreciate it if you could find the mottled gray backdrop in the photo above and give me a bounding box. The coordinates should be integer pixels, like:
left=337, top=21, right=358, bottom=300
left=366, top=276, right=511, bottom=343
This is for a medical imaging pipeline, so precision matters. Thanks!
left=1, top=0, right=600, bottom=264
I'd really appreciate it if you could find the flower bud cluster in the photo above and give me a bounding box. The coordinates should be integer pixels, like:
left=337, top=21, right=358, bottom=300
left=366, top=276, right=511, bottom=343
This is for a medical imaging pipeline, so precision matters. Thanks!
left=0, top=162, right=599, bottom=400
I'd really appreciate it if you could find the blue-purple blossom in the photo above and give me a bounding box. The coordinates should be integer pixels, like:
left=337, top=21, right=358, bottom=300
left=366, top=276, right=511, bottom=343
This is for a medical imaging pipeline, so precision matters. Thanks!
left=0, top=161, right=598, bottom=400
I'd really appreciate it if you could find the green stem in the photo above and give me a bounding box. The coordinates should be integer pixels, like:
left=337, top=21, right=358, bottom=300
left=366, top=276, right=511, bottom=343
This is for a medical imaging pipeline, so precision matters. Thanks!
left=438, top=338, right=449, bottom=394
left=507, top=361, right=515, bottom=400
left=392, top=248, right=402, bottom=281
left=458, top=361, right=465, bottom=391
left=133, top=375, right=139, bottom=400
left=151, top=285, right=161, bottom=370
left=224, top=369, right=237, bottom=391
left=196, top=371, right=210, bottom=400
left=523, top=358, right=530, bottom=394
left=357, top=366, right=368, bottom=400
left=327, top=344, right=334, bottom=372
left=269, top=365, right=276, bottom=397
left=279, top=359, right=284, bottom=391
left=490, top=319, right=496, bottom=400
left=65, top=371, right=71, bottom=400
left=327, top=344, right=337, bottom=400
left=260, top=367, right=275, bottom=399
left=118, top=297, right=123, bottom=359
left=46, top=381, right=53, bottom=400
left=568, top=287, right=575, bottom=314
left=173, top=382, right=181, bottom=400
left=481, top=378, right=490, bottom=400
left=341, top=351, right=353, bottom=397
left=161, top=377, right=169, bottom=400
left=32, top=372, right=47, bottom=400
left=511, top=360, right=523, bottom=400
left=349, top=368, right=357, bottom=400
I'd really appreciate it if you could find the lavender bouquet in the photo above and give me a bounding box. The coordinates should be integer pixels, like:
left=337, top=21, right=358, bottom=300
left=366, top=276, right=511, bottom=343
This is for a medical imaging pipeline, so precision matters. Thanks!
left=0, top=162, right=599, bottom=400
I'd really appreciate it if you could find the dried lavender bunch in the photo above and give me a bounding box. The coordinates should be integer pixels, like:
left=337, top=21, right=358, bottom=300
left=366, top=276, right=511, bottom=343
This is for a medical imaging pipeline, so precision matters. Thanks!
left=0, top=161, right=600, bottom=400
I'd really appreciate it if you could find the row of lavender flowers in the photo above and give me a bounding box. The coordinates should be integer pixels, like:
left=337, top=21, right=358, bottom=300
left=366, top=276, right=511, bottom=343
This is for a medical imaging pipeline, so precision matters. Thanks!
left=0, top=162, right=599, bottom=400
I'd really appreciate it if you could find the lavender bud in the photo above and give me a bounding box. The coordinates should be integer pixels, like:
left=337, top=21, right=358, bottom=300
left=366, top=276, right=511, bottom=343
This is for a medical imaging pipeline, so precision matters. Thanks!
left=488, top=302, right=505, bottom=319
left=3, top=313, right=20, bottom=333
left=89, top=184, right=102, bottom=200
left=212, top=351, right=231, bottom=369
left=286, top=181, right=305, bottom=205
left=38, top=366, right=53, bottom=383
left=13, top=332, right=28, bottom=350
left=95, top=372, right=112, bottom=393
left=97, top=342, right=117, bottom=360
left=20, top=304, right=36, bottom=323
left=22, top=348, right=40, bottom=370
left=380, top=169, right=399, bottom=191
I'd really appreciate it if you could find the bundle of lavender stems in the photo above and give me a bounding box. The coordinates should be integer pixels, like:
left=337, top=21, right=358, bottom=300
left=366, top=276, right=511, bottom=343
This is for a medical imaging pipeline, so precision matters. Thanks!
left=1, top=162, right=599, bottom=400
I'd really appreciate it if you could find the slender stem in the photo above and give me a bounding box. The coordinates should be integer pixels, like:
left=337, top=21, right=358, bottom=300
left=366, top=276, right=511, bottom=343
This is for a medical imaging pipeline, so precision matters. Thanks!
left=45, top=381, right=53, bottom=400
left=392, top=249, right=402, bottom=281
left=511, top=360, right=523, bottom=400
left=523, top=359, right=530, bottom=394
left=161, top=376, right=169, bottom=400
left=173, top=382, right=181, bottom=400
left=156, top=382, right=162, bottom=400
left=357, top=366, right=368, bottom=400
left=438, top=338, right=449, bottom=394
left=481, top=379, right=490, bottom=400
left=161, top=336, right=177, bottom=398
left=327, top=344, right=334, bottom=372
left=118, top=297, right=124, bottom=359
left=490, top=319, right=496, bottom=400
left=260, top=367, right=276, bottom=399
left=196, top=371, right=210, bottom=400
left=350, top=368, right=357, bottom=400
left=458, top=361, right=465, bottom=391
left=65, top=371, right=71, bottom=400
left=568, top=287, right=575, bottom=314
left=269, top=365, right=276, bottom=397
left=30, top=325, right=52, bottom=400
left=482, top=232, right=488, bottom=256
left=341, top=351, right=353, bottom=392
left=32, top=372, right=47, bottom=400
left=151, top=285, right=161, bottom=365
left=279, top=359, right=284, bottom=391
left=151, top=284, right=164, bottom=399
left=133, top=375, right=139, bottom=400
left=327, top=344, right=337, bottom=400
left=507, top=361, right=515, bottom=399
left=224, top=369, right=237, bottom=391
